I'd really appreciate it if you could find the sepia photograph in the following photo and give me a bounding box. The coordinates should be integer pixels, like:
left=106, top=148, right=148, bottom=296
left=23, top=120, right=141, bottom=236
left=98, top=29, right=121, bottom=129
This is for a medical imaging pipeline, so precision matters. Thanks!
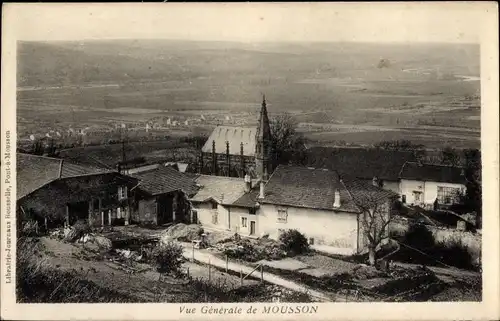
left=1, top=2, right=499, bottom=321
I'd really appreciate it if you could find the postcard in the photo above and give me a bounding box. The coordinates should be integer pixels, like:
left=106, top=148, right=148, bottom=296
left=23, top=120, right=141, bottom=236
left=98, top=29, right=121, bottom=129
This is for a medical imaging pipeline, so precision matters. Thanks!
left=1, top=2, right=499, bottom=320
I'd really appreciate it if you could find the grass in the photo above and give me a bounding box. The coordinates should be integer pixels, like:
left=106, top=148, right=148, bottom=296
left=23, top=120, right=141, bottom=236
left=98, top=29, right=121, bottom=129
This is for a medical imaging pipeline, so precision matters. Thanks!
left=17, top=238, right=137, bottom=303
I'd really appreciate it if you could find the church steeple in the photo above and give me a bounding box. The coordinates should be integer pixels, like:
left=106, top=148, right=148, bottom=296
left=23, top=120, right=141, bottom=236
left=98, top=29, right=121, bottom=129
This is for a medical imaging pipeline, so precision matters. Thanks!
left=255, top=95, right=272, bottom=181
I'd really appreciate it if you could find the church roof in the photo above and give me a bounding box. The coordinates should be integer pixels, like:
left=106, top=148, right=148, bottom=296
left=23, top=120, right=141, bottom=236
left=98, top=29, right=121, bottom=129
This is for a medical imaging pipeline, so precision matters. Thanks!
left=201, top=126, right=257, bottom=156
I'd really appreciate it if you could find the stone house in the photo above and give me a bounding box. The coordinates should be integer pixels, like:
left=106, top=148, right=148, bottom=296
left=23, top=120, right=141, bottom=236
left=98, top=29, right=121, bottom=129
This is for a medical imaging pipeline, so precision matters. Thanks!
left=128, top=166, right=199, bottom=225
left=189, top=165, right=397, bottom=255
left=399, top=162, right=466, bottom=208
left=17, top=153, right=137, bottom=227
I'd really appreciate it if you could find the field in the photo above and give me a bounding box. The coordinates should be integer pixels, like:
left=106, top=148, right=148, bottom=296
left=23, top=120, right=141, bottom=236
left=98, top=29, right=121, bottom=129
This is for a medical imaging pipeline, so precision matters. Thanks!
left=17, top=40, right=480, bottom=151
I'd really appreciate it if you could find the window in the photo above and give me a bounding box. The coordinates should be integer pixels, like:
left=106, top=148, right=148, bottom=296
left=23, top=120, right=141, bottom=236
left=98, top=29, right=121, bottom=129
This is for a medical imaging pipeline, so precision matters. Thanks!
left=277, top=208, right=288, bottom=223
left=437, top=186, right=461, bottom=204
left=248, top=208, right=256, bottom=215
left=211, top=202, right=218, bottom=210
left=241, top=217, right=248, bottom=228
left=118, top=186, right=128, bottom=200
left=413, top=191, right=422, bottom=202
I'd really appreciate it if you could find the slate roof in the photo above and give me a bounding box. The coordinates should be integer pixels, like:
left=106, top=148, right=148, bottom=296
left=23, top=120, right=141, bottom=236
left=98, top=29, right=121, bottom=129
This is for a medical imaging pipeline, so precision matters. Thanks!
left=129, top=166, right=198, bottom=196
left=232, top=187, right=260, bottom=208
left=259, top=165, right=360, bottom=212
left=399, top=162, right=466, bottom=184
left=192, top=166, right=397, bottom=212
left=341, top=178, right=399, bottom=206
left=304, top=147, right=416, bottom=181
left=201, top=126, right=257, bottom=156
left=190, top=175, right=255, bottom=205
left=17, top=153, right=113, bottom=199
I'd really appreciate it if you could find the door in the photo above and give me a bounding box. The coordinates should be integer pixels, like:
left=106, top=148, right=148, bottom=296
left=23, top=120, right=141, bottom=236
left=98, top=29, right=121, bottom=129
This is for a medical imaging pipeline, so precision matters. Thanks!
left=413, top=191, right=422, bottom=205
left=250, top=221, right=256, bottom=235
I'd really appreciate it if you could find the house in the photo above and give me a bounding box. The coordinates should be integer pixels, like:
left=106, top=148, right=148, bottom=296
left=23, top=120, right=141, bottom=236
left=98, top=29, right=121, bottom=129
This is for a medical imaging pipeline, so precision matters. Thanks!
left=399, top=161, right=466, bottom=208
left=17, top=153, right=137, bottom=227
left=198, top=96, right=274, bottom=178
left=128, top=166, right=198, bottom=225
left=188, top=174, right=258, bottom=232
left=303, top=147, right=416, bottom=194
left=190, top=164, right=398, bottom=255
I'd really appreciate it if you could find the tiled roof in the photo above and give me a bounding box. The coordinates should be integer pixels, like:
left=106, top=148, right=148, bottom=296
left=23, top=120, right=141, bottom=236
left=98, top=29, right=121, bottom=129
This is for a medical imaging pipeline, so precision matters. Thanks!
left=304, top=147, right=416, bottom=181
left=232, top=187, right=260, bottom=208
left=259, top=165, right=360, bottom=212
left=399, top=162, right=466, bottom=184
left=190, top=175, right=252, bottom=205
left=201, top=126, right=257, bottom=156
left=17, top=154, right=62, bottom=199
left=17, top=153, right=113, bottom=199
left=341, top=178, right=399, bottom=206
left=129, top=166, right=198, bottom=196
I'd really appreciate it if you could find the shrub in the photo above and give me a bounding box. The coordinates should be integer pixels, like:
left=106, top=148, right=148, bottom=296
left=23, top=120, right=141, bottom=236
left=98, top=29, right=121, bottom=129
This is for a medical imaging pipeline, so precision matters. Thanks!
left=152, top=241, right=184, bottom=274
left=403, top=223, right=435, bottom=251
left=433, top=239, right=474, bottom=270
left=21, top=220, right=40, bottom=237
left=64, top=220, right=91, bottom=242
left=278, top=229, right=309, bottom=256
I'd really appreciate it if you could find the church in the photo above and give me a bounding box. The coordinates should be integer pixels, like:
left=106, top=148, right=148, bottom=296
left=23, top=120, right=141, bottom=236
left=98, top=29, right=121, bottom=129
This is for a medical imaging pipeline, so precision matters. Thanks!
left=197, top=96, right=274, bottom=179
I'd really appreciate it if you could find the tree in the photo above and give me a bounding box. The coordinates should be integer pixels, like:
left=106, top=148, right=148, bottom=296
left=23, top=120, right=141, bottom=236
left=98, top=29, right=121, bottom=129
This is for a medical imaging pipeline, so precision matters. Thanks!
left=463, top=149, right=482, bottom=228
left=441, top=147, right=461, bottom=166
left=353, top=193, right=394, bottom=266
left=269, top=113, right=306, bottom=166
left=31, top=139, right=44, bottom=155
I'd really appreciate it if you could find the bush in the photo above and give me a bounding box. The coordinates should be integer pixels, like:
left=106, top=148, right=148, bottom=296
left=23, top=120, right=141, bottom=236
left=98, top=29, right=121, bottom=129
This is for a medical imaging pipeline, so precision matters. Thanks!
left=64, top=220, right=91, bottom=242
left=403, top=223, right=435, bottom=251
left=21, top=220, right=40, bottom=237
left=278, top=229, right=309, bottom=256
left=152, top=241, right=184, bottom=274
left=433, top=239, right=474, bottom=270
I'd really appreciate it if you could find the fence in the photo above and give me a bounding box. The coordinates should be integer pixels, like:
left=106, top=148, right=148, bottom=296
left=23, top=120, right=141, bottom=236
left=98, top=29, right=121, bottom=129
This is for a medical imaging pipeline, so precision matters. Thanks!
left=189, top=242, right=264, bottom=287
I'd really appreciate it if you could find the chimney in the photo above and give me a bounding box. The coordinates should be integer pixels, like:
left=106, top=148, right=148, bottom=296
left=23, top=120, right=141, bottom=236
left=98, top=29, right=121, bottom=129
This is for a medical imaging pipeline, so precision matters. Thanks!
left=333, top=189, right=341, bottom=208
left=259, top=180, right=265, bottom=199
left=372, top=176, right=379, bottom=187
left=244, top=174, right=252, bottom=193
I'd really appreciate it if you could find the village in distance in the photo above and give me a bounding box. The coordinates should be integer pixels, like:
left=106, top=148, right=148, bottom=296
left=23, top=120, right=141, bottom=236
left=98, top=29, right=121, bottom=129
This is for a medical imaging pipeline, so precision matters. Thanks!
left=16, top=39, right=482, bottom=303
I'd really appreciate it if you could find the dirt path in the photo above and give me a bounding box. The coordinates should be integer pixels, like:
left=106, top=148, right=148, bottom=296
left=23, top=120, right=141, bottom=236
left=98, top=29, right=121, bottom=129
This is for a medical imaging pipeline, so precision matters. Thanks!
left=180, top=243, right=335, bottom=302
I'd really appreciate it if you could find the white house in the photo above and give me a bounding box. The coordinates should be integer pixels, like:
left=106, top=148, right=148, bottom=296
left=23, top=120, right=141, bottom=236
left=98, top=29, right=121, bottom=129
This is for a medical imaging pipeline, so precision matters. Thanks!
left=189, top=165, right=397, bottom=255
left=188, top=174, right=258, bottom=234
left=399, top=162, right=466, bottom=208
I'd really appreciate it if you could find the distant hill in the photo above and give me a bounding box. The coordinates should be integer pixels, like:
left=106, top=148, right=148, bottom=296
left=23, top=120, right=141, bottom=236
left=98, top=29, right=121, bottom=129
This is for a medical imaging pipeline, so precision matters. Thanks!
left=18, top=40, right=480, bottom=88
left=17, top=41, right=199, bottom=87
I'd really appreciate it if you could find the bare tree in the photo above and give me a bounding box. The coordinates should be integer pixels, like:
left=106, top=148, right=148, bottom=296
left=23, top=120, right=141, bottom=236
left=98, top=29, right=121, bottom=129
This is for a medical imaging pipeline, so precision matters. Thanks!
left=270, top=113, right=306, bottom=166
left=353, top=192, right=394, bottom=266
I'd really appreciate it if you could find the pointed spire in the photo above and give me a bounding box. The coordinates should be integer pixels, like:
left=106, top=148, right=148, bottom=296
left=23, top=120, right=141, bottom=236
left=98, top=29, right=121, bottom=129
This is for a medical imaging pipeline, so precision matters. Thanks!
left=257, top=94, right=271, bottom=140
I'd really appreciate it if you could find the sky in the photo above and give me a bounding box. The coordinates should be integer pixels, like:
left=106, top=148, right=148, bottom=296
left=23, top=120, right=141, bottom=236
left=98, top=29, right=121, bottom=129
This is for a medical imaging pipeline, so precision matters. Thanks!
left=3, top=2, right=493, bottom=43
